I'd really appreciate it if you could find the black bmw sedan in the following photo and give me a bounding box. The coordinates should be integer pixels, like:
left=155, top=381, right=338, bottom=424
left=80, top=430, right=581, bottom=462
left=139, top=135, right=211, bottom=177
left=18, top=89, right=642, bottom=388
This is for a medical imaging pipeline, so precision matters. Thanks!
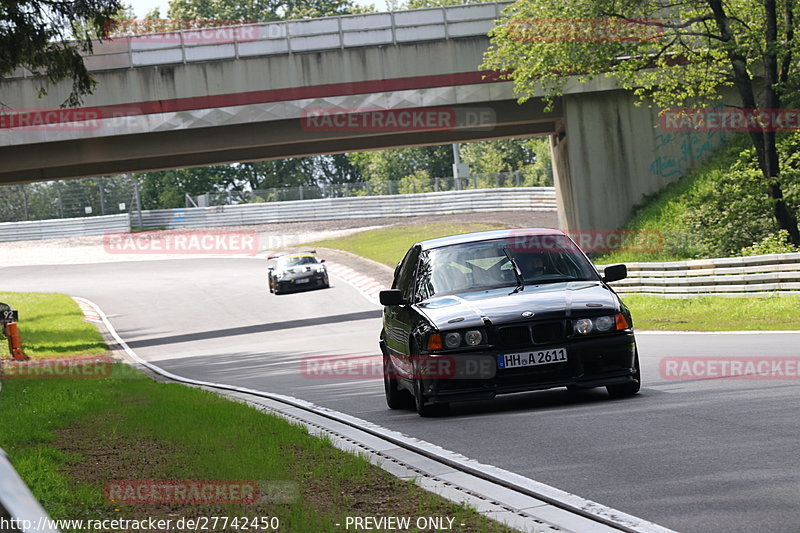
left=378, top=229, right=640, bottom=416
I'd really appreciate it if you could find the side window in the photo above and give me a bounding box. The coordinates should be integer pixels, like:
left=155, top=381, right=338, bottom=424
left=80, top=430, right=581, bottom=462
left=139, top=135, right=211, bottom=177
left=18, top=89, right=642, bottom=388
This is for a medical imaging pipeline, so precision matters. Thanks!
left=415, top=251, right=434, bottom=302
left=394, top=246, right=420, bottom=300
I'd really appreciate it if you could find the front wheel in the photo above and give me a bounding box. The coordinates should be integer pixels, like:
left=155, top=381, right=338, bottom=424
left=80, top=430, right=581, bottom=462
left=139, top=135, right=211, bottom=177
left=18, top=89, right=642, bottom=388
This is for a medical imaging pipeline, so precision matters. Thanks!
left=607, top=351, right=641, bottom=399
left=413, top=377, right=449, bottom=417
left=384, top=356, right=413, bottom=409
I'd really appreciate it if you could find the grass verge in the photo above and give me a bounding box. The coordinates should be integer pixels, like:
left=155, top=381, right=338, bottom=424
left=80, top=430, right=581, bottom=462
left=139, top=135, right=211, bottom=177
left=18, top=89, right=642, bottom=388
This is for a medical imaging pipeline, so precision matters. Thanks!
left=310, top=222, right=510, bottom=267
left=0, top=291, right=512, bottom=533
left=594, top=138, right=751, bottom=264
left=0, top=291, right=107, bottom=359
left=623, top=294, right=800, bottom=331
left=0, top=367, right=511, bottom=532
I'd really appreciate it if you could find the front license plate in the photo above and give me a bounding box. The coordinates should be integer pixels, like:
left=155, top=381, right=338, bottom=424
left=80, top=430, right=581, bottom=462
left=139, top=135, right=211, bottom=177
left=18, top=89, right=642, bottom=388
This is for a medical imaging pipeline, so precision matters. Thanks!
left=294, top=278, right=310, bottom=284
left=498, top=348, right=567, bottom=369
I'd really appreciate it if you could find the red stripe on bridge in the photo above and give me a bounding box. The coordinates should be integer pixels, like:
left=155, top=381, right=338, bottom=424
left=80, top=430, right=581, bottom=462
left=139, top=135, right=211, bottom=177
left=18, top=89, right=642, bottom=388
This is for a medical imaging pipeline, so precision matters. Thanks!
left=0, top=70, right=506, bottom=130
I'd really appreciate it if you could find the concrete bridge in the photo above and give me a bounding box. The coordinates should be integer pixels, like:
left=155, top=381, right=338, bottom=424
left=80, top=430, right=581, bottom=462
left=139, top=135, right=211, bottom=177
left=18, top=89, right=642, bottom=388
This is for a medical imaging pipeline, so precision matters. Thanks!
left=0, top=2, right=725, bottom=230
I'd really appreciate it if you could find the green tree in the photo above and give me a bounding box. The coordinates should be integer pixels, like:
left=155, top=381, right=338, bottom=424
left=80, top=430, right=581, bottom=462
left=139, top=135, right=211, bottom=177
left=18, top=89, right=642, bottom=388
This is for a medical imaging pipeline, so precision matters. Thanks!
left=167, top=0, right=371, bottom=22
left=404, top=0, right=488, bottom=8
left=398, top=169, right=435, bottom=193
left=0, top=0, right=123, bottom=107
left=138, top=167, right=221, bottom=209
left=483, top=0, right=800, bottom=244
left=349, top=145, right=453, bottom=189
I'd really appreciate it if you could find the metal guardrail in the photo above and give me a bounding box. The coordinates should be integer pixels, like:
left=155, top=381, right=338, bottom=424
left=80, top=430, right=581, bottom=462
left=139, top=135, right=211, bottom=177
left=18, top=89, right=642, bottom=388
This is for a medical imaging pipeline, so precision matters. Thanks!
left=0, top=449, right=60, bottom=533
left=0, top=214, right=130, bottom=243
left=8, top=3, right=511, bottom=78
left=600, top=253, right=800, bottom=297
left=139, top=187, right=557, bottom=229
left=194, top=174, right=547, bottom=206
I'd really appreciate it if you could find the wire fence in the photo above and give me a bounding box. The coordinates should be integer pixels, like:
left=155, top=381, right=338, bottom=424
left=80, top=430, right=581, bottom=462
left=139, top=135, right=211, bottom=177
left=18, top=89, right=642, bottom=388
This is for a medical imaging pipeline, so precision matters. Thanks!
left=0, top=176, right=140, bottom=223
left=0, top=171, right=548, bottom=223
left=193, top=172, right=540, bottom=207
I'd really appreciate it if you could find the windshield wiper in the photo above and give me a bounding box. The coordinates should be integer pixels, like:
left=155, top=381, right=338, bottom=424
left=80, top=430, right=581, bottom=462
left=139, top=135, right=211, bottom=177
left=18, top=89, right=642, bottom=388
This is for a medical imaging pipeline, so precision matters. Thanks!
left=502, top=248, right=525, bottom=294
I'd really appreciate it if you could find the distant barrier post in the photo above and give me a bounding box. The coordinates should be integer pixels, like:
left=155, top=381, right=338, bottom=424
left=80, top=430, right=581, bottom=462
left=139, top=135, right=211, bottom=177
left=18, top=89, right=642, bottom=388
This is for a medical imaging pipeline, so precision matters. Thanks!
left=0, top=303, right=26, bottom=361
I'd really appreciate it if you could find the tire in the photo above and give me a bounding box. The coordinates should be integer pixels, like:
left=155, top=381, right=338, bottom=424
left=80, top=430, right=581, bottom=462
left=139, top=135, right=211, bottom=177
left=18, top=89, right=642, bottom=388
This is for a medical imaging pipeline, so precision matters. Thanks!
left=384, top=355, right=413, bottom=409
left=408, top=341, right=449, bottom=417
left=607, top=351, right=641, bottom=399
left=413, top=377, right=449, bottom=417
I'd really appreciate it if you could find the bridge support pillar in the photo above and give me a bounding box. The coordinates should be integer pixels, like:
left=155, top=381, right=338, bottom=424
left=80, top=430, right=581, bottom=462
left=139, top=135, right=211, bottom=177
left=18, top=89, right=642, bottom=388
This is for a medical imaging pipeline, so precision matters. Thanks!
left=553, top=90, right=730, bottom=232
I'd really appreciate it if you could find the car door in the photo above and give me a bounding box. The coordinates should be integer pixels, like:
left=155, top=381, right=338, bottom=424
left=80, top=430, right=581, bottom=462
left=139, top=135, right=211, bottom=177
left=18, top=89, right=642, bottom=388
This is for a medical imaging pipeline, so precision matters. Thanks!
left=383, top=245, right=420, bottom=379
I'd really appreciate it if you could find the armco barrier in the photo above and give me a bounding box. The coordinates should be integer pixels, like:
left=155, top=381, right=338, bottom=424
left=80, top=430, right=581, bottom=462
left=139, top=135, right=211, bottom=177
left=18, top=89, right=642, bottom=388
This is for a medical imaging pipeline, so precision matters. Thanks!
left=138, top=188, right=557, bottom=230
left=0, top=449, right=60, bottom=533
left=599, top=252, right=800, bottom=297
left=0, top=214, right=130, bottom=243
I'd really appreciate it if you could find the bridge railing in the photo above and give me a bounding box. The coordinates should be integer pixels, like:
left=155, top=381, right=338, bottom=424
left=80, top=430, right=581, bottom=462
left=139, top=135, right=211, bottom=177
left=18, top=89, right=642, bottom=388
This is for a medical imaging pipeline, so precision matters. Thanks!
left=8, top=3, right=512, bottom=78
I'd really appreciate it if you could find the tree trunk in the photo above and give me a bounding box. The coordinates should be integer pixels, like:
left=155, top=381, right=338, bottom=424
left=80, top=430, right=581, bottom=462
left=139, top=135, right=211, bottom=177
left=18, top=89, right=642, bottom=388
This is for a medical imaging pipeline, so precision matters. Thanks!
left=763, top=0, right=800, bottom=244
left=709, top=0, right=800, bottom=245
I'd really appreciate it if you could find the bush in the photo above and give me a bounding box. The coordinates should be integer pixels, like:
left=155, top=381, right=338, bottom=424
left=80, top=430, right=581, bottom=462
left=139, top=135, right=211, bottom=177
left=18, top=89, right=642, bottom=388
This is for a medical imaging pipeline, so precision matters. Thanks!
left=398, top=170, right=434, bottom=194
left=598, top=132, right=800, bottom=263
left=740, top=230, right=799, bottom=256
left=682, top=134, right=800, bottom=257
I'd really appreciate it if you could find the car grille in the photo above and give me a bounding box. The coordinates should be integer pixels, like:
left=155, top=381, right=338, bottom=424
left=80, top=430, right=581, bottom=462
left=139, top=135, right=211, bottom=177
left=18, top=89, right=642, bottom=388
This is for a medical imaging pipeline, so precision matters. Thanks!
left=494, top=320, right=566, bottom=349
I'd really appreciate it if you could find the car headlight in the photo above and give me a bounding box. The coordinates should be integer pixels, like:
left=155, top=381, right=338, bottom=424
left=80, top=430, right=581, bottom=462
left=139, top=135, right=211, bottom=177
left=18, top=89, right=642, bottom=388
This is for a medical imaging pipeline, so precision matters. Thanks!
left=464, top=330, right=483, bottom=346
left=573, top=318, right=593, bottom=335
left=430, top=329, right=487, bottom=350
left=444, top=332, right=462, bottom=349
left=595, top=315, right=614, bottom=332
left=573, top=314, right=630, bottom=336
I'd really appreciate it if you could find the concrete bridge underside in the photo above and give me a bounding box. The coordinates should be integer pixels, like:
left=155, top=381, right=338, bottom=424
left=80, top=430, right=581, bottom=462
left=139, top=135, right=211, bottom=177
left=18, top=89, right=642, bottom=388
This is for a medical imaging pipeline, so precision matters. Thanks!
left=0, top=99, right=560, bottom=182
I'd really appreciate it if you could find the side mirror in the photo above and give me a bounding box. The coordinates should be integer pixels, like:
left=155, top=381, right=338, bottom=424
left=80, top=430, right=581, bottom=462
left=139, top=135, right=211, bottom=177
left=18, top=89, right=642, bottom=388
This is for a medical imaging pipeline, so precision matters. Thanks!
left=267, top=266, right=274, bottom=271
left=319, top=259, right=326, bottom=263
left=603, top=264, right=627, bottom=283
left=379, top=289, right=408, bottom=306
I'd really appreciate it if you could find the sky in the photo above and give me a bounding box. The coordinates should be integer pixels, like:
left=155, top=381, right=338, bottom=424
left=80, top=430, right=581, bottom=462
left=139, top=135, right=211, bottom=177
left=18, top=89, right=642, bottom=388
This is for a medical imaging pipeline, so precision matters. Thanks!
left=127, top=0, right=388, bottom=18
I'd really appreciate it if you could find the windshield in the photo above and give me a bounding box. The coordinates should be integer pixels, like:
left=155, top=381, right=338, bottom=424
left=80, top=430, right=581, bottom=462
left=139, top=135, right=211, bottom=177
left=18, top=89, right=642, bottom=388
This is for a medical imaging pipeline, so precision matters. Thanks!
left=278, top=255, right=318, bottom=268
left=415, top=236, right=599, bottom=301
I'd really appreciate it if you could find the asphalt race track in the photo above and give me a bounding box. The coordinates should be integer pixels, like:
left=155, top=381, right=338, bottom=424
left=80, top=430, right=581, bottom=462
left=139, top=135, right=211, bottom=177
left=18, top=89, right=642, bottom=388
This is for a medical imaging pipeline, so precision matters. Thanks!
left=3, top=258, right=800, bottom=533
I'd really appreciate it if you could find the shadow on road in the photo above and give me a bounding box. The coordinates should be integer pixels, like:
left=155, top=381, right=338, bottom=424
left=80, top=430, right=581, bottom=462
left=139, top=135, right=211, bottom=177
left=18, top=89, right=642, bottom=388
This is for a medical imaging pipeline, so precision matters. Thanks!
left=125, top=309, right=382, bottom=349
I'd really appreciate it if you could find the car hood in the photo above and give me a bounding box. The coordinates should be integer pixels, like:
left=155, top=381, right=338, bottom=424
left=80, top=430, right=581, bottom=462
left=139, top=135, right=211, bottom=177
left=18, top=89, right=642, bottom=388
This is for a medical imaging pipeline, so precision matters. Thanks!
left=415, top=282, right=619, bottom=329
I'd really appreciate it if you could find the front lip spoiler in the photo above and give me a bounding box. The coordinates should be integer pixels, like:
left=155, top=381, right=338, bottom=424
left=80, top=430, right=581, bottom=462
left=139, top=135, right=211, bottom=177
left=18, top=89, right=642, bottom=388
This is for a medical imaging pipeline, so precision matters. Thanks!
left=425, top=370, right=637, bottom=403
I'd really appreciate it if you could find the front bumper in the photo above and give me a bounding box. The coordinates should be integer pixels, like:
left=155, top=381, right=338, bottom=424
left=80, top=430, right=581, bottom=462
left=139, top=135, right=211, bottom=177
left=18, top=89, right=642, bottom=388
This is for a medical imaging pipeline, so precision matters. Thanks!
left=275, top=272, right=328, bottom=291
left=421, top=332, right=637, bottom=404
